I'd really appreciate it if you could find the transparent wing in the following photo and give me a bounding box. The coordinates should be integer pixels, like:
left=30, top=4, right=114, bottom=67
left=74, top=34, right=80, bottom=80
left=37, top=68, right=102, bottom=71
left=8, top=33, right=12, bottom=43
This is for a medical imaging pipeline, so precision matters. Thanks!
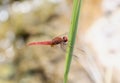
left=55, top=32, right=68, bottom=38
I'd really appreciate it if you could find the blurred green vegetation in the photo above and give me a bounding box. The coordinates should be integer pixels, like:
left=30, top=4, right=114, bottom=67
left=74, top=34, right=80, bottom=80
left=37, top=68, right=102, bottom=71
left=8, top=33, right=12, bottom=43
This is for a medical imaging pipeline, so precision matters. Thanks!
left=0, top=0, right=103, bottom=83
left=0, top=0, right=68, bottom=83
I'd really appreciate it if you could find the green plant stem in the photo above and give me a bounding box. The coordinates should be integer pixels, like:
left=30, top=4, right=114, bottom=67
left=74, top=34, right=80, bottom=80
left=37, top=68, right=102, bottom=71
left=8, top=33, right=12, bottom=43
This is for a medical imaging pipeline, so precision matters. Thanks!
left=64, top=0, right=82, bottom=83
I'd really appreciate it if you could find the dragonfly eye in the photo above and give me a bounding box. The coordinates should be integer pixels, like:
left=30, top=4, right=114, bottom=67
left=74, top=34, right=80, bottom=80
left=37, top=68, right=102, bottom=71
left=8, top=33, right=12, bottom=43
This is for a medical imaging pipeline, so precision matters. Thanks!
left=63, top=36, right=68, bottom=42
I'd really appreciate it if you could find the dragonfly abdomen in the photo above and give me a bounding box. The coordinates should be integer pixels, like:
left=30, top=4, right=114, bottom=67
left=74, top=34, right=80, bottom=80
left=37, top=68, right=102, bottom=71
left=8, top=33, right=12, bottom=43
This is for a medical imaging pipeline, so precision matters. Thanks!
left=27, top=41, right=52, bottom=46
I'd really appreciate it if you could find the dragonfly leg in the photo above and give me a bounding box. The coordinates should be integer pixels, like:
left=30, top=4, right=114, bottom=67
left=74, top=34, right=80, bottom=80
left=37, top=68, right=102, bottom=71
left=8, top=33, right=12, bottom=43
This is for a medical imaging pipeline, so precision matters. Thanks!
left=51, top=45, right=54, bottom=47
left=60, top=42, right=67, bottom=52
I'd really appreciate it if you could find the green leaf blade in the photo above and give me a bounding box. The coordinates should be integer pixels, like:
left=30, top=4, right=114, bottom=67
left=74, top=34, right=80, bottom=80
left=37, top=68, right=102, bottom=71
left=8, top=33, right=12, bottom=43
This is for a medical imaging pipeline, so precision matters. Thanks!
left=64, top=0, right=82, bottom=83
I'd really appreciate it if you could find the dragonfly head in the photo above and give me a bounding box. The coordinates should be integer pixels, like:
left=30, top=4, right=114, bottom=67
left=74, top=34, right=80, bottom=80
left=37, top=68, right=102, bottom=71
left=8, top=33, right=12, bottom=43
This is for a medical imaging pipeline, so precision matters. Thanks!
left=63, top=36, right=68, bottom=42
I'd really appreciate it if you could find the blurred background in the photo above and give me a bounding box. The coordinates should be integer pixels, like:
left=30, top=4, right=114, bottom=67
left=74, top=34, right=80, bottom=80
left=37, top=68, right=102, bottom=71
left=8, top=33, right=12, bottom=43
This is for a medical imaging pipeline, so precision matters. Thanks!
left=0, top=0, right=120, bottom=83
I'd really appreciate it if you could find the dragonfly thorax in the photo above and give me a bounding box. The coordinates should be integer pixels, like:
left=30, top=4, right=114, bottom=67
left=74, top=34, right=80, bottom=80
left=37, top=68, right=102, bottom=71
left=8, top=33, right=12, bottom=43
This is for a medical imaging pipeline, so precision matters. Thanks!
left=51, top=37, right=63, bottom=45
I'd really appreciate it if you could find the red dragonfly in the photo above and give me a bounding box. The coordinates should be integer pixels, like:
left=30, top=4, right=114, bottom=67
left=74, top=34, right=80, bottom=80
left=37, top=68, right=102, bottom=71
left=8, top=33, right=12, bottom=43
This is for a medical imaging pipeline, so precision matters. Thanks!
left=27, top=34, right=85, bottom=54
left=27, top=33, right=85, bottom=56
left=27, top=36, right=68, bottom=48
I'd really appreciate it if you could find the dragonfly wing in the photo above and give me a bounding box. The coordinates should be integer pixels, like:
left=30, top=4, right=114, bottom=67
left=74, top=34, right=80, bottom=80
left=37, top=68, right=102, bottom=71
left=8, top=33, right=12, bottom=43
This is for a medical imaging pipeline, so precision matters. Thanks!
left=55, top=32, right=68, bottom=38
